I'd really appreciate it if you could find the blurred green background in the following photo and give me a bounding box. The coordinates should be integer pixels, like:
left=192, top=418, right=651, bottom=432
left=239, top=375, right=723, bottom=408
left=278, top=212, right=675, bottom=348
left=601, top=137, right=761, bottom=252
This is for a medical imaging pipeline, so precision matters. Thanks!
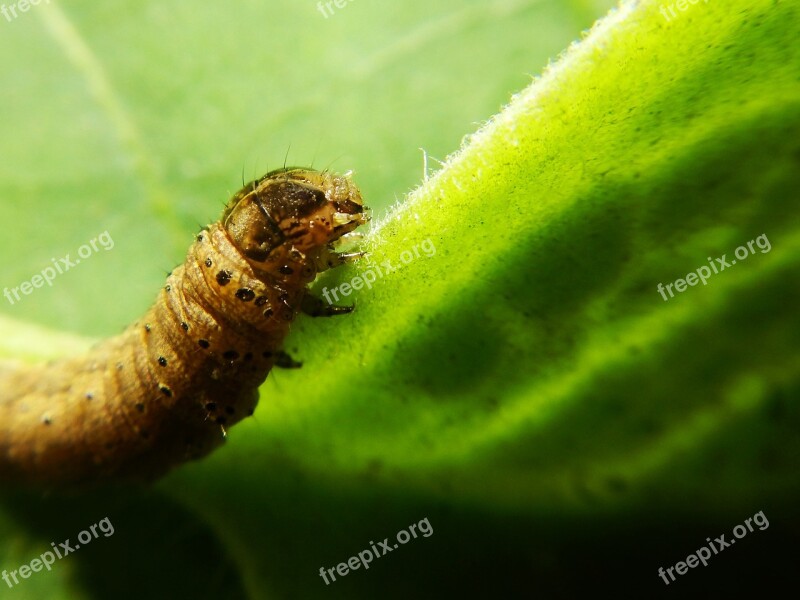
left=2, top=1, right=799, bottom=599
left=0, top=0, right=613, bottom=336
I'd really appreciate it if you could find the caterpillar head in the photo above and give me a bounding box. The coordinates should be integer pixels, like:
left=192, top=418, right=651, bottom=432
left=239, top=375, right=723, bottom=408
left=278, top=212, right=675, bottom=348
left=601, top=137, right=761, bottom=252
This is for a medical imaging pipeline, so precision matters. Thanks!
left=223, top=167, right=368, bottom=264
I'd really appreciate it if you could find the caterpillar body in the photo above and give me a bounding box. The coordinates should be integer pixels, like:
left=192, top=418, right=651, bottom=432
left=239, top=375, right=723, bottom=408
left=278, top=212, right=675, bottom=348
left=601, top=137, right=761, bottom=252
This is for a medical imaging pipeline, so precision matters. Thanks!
left=0, top=168, right=368, bottom=487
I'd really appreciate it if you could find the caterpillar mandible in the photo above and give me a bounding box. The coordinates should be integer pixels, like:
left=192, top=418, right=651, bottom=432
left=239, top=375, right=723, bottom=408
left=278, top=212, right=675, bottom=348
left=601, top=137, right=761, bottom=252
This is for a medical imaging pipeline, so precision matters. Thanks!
left=0, top=167, right=368, bottom=487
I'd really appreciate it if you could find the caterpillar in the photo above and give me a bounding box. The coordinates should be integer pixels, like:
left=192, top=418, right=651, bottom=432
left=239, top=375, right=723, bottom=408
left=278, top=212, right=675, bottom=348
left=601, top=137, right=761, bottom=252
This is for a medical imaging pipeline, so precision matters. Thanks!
left=0, top=167, right=368, bottom=487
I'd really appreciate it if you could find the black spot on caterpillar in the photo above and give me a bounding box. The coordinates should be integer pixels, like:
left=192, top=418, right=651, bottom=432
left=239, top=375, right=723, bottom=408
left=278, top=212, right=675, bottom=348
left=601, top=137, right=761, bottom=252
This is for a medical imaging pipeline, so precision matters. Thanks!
left=0, top=168, right=368, bottom=487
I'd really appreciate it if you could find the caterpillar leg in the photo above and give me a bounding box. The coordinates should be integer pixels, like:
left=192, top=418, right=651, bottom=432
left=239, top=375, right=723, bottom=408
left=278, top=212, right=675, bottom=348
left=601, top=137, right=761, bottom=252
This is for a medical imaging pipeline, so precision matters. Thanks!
left=333, top=231, right=365, bottom=249
left=274, top=350, right=303, bottom=369
left=336, top=251, right=367, bottom=263
left=316, top=247, right=368, bottom=270
left=301, top=294, right=354, bottom=317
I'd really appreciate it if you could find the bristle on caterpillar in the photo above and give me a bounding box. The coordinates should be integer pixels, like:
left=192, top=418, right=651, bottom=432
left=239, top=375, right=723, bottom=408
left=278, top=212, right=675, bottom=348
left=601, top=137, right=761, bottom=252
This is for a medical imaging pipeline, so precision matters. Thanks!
left=0, top=168, right=368, bottom=486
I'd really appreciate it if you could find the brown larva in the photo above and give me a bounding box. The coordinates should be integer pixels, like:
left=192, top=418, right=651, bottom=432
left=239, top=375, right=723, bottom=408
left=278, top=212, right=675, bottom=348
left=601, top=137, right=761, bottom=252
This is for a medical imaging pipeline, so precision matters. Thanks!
left=0, top=167, right=368, bottom=486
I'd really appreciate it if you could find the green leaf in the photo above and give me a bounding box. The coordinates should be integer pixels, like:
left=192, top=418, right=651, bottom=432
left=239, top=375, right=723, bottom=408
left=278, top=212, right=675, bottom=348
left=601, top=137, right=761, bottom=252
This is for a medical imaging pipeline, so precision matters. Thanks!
left=2, top=0, right=799, bottom=598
